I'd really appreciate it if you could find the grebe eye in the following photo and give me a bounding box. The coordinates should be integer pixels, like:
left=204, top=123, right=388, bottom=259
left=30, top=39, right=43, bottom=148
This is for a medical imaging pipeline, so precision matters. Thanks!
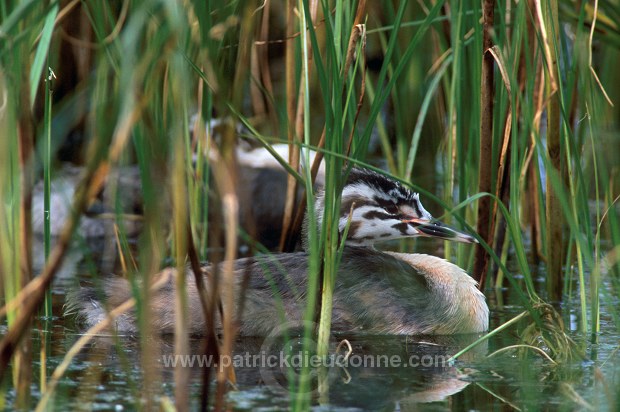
left=384, top=203, right=399, bottom=214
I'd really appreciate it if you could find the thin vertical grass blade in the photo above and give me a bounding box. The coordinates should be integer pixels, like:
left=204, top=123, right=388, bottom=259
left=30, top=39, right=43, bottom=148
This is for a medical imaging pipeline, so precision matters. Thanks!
left=29, top=3, right=58, bottom=108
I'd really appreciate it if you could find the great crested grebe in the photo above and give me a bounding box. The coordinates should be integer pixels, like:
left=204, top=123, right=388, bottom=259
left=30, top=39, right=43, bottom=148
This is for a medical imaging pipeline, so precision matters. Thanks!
left=68, top=168, right=488, bottom=335
left=36, top=119, right=323, bottom=250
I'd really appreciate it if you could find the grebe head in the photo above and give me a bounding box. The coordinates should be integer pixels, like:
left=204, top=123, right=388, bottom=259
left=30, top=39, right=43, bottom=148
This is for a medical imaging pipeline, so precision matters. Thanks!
left=310, top=167, right=477, bottom=247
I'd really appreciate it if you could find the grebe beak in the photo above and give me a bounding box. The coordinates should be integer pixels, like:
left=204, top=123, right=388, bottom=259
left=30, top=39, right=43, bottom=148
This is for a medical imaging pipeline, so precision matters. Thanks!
left=404, top=218, right=478, bottom=244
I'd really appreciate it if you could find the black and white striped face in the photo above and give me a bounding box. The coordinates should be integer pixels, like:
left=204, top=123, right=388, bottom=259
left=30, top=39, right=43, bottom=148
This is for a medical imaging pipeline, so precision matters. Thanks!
left=320, top=168, right=476, bottom=247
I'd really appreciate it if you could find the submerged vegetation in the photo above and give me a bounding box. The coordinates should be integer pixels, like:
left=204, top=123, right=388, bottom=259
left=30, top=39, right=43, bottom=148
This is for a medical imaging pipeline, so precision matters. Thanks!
left=0, top=0, right=619, bottom=410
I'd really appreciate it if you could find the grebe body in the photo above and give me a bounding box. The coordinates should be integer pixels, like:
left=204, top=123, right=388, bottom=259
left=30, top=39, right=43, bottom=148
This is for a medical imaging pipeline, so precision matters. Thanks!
left=68, top=168, right=488, bottom=335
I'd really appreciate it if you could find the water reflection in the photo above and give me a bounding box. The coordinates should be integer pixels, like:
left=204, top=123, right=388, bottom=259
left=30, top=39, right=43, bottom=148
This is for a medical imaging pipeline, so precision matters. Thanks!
left=58, top=328, right=487, bottom=410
